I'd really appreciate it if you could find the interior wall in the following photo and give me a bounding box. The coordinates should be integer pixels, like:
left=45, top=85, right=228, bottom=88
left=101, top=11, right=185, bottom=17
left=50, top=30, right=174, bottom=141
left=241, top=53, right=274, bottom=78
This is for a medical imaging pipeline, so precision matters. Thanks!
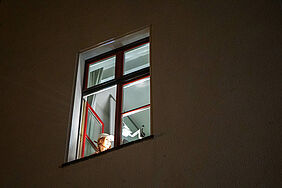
left=0, top=0, right=281, bottom=187
left=92, top=86, right=116, bottom=134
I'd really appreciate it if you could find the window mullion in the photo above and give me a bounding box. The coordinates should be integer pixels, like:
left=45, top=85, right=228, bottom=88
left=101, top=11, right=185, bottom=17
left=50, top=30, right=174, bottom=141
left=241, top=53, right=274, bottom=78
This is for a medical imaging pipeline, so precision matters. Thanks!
left=114, top=51, right=124, bottom=147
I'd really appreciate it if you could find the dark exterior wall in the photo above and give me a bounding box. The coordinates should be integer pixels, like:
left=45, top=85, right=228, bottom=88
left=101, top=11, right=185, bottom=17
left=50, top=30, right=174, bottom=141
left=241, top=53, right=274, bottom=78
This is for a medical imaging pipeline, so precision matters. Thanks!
left=0, top=0, right=281, bottom=187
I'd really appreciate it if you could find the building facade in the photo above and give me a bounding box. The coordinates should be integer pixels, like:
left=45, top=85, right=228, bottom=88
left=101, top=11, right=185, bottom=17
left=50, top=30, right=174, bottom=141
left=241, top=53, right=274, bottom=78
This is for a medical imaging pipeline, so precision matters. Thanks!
left=0, top=0, right=281, bottom=187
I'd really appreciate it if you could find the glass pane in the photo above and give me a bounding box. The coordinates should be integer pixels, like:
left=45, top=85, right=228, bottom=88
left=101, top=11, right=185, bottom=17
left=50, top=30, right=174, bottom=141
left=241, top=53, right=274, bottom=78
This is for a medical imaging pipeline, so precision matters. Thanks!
left=86, top=109, right=103, bottom=146
left=83, top=85, right=116, bottom=147
left=122, top=107, right=150, bottom=144
left=124, top=43, right=150, bottom=75
left=87, top=56, right=116, bottom=88
left=122, top=77, right=150, bottom=113
left=84, top=138, right=95, bottom=157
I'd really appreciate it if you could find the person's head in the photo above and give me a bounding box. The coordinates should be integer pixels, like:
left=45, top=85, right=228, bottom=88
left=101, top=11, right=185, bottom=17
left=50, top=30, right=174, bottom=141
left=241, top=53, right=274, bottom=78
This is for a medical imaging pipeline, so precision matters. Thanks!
left=97, top=133, right=114, bottom=152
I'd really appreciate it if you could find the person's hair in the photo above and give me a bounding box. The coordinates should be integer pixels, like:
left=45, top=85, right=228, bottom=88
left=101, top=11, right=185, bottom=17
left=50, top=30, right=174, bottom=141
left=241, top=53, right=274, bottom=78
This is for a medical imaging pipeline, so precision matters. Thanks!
left=97, top=137, right=111, bottom=152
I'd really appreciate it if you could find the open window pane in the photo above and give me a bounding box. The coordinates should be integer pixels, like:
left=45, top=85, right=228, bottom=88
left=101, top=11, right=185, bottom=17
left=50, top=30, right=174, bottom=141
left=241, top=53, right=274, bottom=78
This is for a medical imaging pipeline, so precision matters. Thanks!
left=122, top=77, right=150, bottom=113
left=87, top=56, right=116, bottom=88
left=124, top=43, right=150, bottom=75
left=79, top=85, right=116, bottom=157
left=122, top=107, right=150, bottom=144
left=86, top=109, right=103, bottom=146
left=84, top=85, right=116, bottom=140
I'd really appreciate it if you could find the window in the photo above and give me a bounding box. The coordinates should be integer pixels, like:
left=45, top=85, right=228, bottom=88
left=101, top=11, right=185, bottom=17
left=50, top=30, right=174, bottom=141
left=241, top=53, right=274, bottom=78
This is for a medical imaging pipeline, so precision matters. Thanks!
left=66, top=28, right=151, bottom=161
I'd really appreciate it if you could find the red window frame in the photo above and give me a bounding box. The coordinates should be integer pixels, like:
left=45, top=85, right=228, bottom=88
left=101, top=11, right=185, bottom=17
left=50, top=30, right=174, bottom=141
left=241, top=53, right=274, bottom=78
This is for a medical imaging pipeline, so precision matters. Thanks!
left=81, top=101, right=104, bottom=157
left=78, top=37, right=150, bottom=158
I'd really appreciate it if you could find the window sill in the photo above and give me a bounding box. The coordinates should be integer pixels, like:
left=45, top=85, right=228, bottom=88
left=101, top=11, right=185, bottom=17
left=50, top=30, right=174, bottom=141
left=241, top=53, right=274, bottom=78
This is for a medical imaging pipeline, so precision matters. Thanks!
left=60, top=135, right=154, bottom=168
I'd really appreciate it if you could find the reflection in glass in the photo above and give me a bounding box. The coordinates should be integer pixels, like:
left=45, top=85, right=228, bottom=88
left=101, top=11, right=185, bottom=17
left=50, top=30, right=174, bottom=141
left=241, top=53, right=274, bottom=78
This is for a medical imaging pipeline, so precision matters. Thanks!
left=124, top=43, right=150, bottom=75
left=122, top=77, right=150, bottom=113
left=84, top=138, right=95, bottom=157
left=122, top=107, right=150, bottom=144
left=86, top=108, right=103, bottom=147
left=87, top=56, right=116, bottom=88
left=85, top=86, right=116, bottom=138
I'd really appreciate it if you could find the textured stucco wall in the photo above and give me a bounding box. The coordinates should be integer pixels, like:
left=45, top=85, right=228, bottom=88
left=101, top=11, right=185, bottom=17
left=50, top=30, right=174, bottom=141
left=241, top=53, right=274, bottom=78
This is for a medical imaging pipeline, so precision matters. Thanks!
left=0, top=0, right=281, bottom=187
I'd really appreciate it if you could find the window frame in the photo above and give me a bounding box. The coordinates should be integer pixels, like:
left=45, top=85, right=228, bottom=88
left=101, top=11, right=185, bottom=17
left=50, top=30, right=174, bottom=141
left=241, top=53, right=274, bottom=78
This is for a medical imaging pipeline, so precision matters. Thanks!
left=77, top=37, right=150, bottom=158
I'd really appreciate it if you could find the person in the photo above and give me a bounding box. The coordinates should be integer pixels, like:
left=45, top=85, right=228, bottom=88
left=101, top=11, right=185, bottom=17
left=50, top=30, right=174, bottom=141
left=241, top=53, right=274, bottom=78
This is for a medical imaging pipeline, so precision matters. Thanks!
left=95, top=133, right=114, bottom=154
